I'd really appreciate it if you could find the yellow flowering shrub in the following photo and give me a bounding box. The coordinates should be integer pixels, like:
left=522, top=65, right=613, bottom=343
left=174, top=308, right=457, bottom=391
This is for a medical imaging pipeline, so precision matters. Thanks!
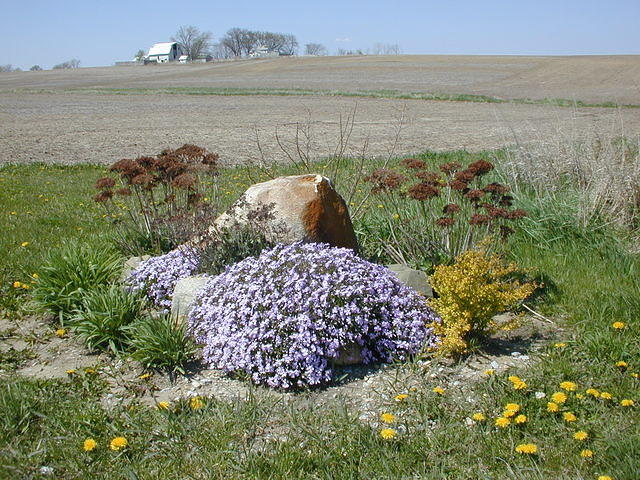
left=429, top=246, right=536, bottom=355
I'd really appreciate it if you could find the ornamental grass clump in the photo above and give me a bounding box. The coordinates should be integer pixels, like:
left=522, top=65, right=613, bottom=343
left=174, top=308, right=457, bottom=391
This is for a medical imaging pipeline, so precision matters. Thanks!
left=188, top=242, right=440, bottom=390
left=429, top=246, right=536, bottom=356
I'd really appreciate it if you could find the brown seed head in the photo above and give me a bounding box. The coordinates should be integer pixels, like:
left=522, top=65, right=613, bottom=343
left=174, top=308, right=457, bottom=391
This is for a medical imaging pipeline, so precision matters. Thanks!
left=95, top=177, right=116, bottom=190
left=172, top=173, right=197, bottom=189
left=436, top=217, right=456, bottom=227
left=407, top=182, right=440, bottom=200
left=467, top=159, right=494, bottom=176
left=469, top=214, right=491, bottom=225
left=400, top=158, right=427, bottom=169
left=93, top=190, right=114, bottom=203
left=439, top=162, right=462, bottom=175
left=443, top=203, right=462, bottom=215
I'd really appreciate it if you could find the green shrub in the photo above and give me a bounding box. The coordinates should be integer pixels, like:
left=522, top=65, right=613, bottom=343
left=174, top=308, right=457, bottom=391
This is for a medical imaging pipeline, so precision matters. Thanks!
left=70, top=284, right=146, bottom=354
left=32, top=242, right=122, bottom=321
left=127, top=314, right=196, bottom=374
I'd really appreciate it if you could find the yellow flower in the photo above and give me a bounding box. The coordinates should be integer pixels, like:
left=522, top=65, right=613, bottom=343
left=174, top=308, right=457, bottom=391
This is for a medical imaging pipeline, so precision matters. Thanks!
left=380, top=413, right=396, bottom=424
left=573, top=431, right=588, bottom=440
left=138, top=373, right=151, bottom=380
left=12, top=281, right=21, bottom=288
left=432, top=387, right=445, bottom=395
left=551, top=392, right=567, bottom=404
left=576, top=393, right=584, bottom=399
left=83, top=438, right=97, bottom=452
left=503, top=409, right=517, bottom=418
left=392, top=213, right=400, bottom=220
left=560, top=381, right=577, bottom=391
left=55, top=328, right=66, bottom=338
left=586, top=388, right=600, bottom=398
left=472, top=413, right=486, bottom=422
left=580, top=449, right=594, bottom=458
left=65, top=369, right=76, bottom=375
left=21, top=283, right=30, bottom=290
left=508, top=375, right=521, bottom=383
left=110, top=436, right=128, bottom=451
left=157, top=401, right=170, bottom=410
left=632, top=373, right=639, bottom=379
left=514, top=414, right=527, bottom=424
left=483, top=369, right=495, bottom=375
left=513, top=380, right=527, bottom=390
left=563, top=412, right=577, bottom=422
left=21, top=241, right=29, bottom=247
left=615, top=361, right=628, bottom=369
left=504, top=403, right=520, bottom=413
left=554, top=342, right=567, bottom=348
left=612, top=321, right=625, bottom=329
left=515, top=443, right=537, bottom=454
left=84, top=368, right=97, bottom=375
left=495, top=417, right=510, bottom=428
left=597, top=476, right=613, bottom=480
left=377, top=204, right=384, bottom=209
left=32, top=273, right=39, bottom=279
left=394, top=394, right=409, bottom=402
left=620, top=399, right=634, bottom=407
left=189, top=396, right=204, bottom=409
left=380, top=428, right=397, bottom=440
left=547, top=402, right=559, bottom=412
left=600, top=392, right=613, bottom=400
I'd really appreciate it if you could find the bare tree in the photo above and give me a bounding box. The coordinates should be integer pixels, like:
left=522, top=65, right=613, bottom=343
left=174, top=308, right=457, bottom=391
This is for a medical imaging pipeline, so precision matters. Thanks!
left=172, top=25, right=212, bottom=60
left=53, top=59, right=80, bottom=69
left=0, top=64, right=15, bottom=72
left=280, top=34, right=298, bottom=55
left=30, top=65, right=43, bottom=71
left=220, top=28, right=245, bottom=57
left=210, top=42, right=233, bottom=59
left=305, top=43, right=327, bottom=56
left=371, top=43, right=401, bottom=55
left=257, top=32, right=286, bottom=53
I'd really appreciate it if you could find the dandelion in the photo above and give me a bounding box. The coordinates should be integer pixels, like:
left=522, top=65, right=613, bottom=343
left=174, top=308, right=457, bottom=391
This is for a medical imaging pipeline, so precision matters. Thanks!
left=83, top=438, right=97, bottom=452
left=612, top=321, right=625, bottom=330
left=12, top=281, right=21, bottom=288
left=472, top=413, right=486, bottom=422
left=513, top=380, right=527, bottom=390
left=574, top=431, right=589, bottom=440
left=84, top=368, right=97, bottom=375
left=620, top=399, right=634, bottom=407
left=395, top=394, right=409, bottom=402
left=484, top=369, right=495, bottom=375
left=189, top=396, right=204, bottom=409
left=597, top=476, right=613, bottom=480
left=515, top=443, right=537, bottom=454
left=109, top=437, right=128, bottom=451
left=157, top=401, right=170, bottom=410
left=55, top=329, right=66, bottom=338
left=65, top=369, right=76, bottom=375
left=20, top=242, right=29, bottom=247
left=563, top=412, right=577, bottom=422
left=632, top=373, right=638, bottom=379
left=560, top=381, right=577, bottom=391
left=576, top=394, right=584, bottom=399
left=433, top=387, right=445, bottom=395
left=579, top=449, right=594, bottom=458
left=615, top=361, right=628, bottom=369
left=554, top=342, right=567, bottom=348
left=547, top=402, right=559, bottom=412
left=551, top=392, right=567, bottom=404
left=495, top=417, right=510, bottom=428
left=138, top=373, right=151, bottom=380
left=505, top=403, right=520, bottom=413
left=508, top=375, right=521, bottom=383
left=31, top=273, right=39, bottom=279
left=380, top=428, right=397, bottom=440
left=600, top=392, right=613, bottom=400
left=586, top=388, right=600, bottom=398
left=21, top=283, right=30, bottom=290
left=503, top=409, right=517, bottom=418
left=380, top=413, right=396, bottom=424
left=515, top=414, right=527, bottom=424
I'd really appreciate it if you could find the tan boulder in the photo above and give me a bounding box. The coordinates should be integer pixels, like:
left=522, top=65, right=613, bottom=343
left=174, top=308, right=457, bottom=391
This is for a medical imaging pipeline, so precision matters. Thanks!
left=213, top=174, right=359, bottom=250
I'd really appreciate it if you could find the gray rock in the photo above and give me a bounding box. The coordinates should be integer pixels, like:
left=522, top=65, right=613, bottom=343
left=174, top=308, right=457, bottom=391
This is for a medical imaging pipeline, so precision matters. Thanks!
left=120, top=255, right=151, bottom=282
left=386, top=264, right=433, bottom=297
left=171, top=275, right=210, bottom=322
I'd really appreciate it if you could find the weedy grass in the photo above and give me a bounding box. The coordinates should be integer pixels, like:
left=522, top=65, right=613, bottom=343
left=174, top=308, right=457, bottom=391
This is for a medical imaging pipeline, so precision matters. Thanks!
left=0, top=153, right=638, bottom=479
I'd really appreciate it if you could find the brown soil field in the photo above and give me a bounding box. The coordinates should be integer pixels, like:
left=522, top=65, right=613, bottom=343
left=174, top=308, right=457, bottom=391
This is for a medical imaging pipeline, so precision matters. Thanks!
left=1, top=55, right=639, bottom=165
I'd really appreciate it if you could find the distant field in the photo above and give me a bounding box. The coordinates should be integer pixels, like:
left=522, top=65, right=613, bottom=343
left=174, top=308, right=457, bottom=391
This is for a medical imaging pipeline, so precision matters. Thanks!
left=1, top=55, right=639, bottom=165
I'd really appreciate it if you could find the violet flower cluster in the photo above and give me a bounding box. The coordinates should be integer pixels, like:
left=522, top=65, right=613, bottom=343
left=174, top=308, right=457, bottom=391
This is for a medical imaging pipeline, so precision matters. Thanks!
left=126, top=247, right=200, bottom=310
left=188, top=242, right=440, bottom=390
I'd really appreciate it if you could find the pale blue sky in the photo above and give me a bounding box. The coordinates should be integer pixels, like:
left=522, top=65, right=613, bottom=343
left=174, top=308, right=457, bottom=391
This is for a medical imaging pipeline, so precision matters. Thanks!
left=3, top=0, right=639, bottom=69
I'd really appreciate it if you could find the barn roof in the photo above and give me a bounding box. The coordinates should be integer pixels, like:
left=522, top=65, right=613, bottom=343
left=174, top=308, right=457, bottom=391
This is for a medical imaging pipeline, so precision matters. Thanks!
left=148, top=42, right=177, bottom=56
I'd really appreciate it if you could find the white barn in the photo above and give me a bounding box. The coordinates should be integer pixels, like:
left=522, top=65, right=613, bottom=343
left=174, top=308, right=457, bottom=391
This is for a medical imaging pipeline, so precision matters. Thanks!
left=147, top=42, right=182, bottom=63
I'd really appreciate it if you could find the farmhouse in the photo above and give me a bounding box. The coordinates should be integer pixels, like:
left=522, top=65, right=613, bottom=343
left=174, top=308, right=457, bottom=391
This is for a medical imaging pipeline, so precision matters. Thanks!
left=146, top=42, right=182, bottom=63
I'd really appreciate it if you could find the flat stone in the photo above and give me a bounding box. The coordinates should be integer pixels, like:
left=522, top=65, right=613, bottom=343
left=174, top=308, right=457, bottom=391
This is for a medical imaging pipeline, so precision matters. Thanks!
left=386, top=264, right=433, bottom=297
left=121, top=255, right=151, bottom=282
left=170, top=275, right=210, bottom=322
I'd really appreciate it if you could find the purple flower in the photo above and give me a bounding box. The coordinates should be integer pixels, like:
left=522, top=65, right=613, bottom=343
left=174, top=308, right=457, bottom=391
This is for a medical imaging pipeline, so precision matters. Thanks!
left=188, top=242, right=440, bottom=390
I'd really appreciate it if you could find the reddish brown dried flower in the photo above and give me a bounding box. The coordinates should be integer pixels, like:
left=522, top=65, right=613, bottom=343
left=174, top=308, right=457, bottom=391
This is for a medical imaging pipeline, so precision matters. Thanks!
left=365, top=169, right=407, bottom=193
left=110, top=159, right=145, bottom=179
left=400, top=158, right=427, bottom=169
left=465, top=189, right=485, bottom=201
left=415, top=171, right=443, bottom=185
left=131, top=173, right=155, bottom=186
left=202, top=152, right=219, bottom=165
left=95, top=177, right=116, bottom=190
left=436, top=217, right=456, bottom=227
left=507, top=209, right=527, bottom=219
left=172, top=173, right=197, bottom=189
left=174, top=144, right=207, bottom=160
left=483, top=182, right=510, bottom=194
left=450, top=180, right=469, bottom=191
left=407, top=182, right=440, bottom=200
left=443, top=203, right=462, bottom=215
left=487, top=206, right=509, bottom=218
left=469, top=214, right=491, bottom=225
left=116, top=187, right=132, bottom=196
left=439, top=162, right=462, bottom=175
left=93, top=190, right=113, bottom=203
left=467, top=159, right=494, bottom=176
left=454, top=170, right=476, bottom=183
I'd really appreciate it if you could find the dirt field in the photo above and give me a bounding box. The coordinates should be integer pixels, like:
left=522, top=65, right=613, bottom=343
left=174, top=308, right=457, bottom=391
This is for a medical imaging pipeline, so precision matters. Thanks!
left=1, top=55, right=639, bottom=165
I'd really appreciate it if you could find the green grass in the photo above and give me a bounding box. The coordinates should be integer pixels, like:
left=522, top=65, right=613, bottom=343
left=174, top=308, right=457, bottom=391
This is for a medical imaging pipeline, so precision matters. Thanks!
left=5, top=86, right=638, bottom=109
left=0, top=154, right=638, bottom=478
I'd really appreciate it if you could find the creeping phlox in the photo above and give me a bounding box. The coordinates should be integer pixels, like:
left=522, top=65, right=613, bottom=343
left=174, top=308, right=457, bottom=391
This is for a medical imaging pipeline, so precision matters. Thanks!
left=188, top=242, right=440, bottom=390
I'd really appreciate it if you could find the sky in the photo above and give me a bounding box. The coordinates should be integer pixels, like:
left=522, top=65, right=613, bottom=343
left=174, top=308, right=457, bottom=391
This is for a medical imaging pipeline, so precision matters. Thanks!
left=3, top=0, right=639, bottom=69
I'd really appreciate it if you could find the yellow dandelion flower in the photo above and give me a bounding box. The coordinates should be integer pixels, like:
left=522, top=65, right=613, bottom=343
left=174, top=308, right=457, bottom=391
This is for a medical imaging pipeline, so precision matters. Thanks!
left=190, top=396, right=204, bottom=409
left=472, top=413, right=486, bottom=422
left=563, top=412, right=577, bottom=422
left=380, top=413, right=396, bottom=424
left=20, top=242, right=29, bottom=247
left=432, top=387, right=445, bottom=395
left=505, top=403, right=520, bottom=413
left=83, top=438, right=97, bottom=452
left=515, top=443, right=537, bottom=454
left=560, top=381, right=577, bottom=391
left=615, top=361, right=628, bottom=369
left=157, top=401, right=170, bottom=410
left=620, top=399, right=634, bottom=407
left=109, top=436, right=128, bottom=451
left=394, top=393, right=409, bottom=402
left=576, top=393, right=584, bottom=399
left=503, top=409, right=517, bottom=418
left=547, top=402, right=559, bottom=412
left=484, top=369, right=495, bottom=375
left=600, top=392, right=613, bottom=400
left=554, top=342, right=567, bottom=348
left=392, top=213, right=400, bottom=220
left=574, top=431, right=589, bottom=440
left=12, top=281, right=21, bottom=288
left=380, top=428, right=397, bottom=440
left=377, top=204, right=384, bottom=209
left=612, top=321, right=625, bottom=329
left=586, top=388, right=600, bottom=398
left=513, top=380, right=527, bottom=390
left=514, top=414, right=527, bottom=424
left=138, top=373, right=151, bottom=380
left=597, top=476, right=613, bottom=480
left=632, top=373, right=638, bottom=379
left=55, top=328, right=66, bottom=338
left=21, top=283, right=30, bottom=290
left=508, top=375, right=521, bottom=383
left=65, top=369, right=76, bottom=375
left=495, top=417, right=510, bottom=428
left=32, top=273, right=39, bottom=279
left=551, top=392, right=567, bottom=404
left=84, top=368, right=97, bottom=375
left=580, top=449, right=594, bottom=458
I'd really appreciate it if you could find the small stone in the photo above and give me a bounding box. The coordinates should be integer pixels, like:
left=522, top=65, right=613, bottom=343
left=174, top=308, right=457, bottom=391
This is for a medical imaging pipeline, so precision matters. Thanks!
left=511, top=351, right=521, bottom=357
left=490, top=361, right=499, bottom=369
left=39, top=466, right=54, bottom=475
left=386, top=264, right=434, bottom=297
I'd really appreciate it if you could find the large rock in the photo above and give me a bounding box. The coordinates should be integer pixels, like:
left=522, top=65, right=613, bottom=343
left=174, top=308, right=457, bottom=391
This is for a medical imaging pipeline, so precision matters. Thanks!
left=212, top=174, right=359, bottom=250
left=386, top=264, right=433, bottom=297
left=170, top=275, right=210, bottom=321
left=120, top=255, right=151, bottom=282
